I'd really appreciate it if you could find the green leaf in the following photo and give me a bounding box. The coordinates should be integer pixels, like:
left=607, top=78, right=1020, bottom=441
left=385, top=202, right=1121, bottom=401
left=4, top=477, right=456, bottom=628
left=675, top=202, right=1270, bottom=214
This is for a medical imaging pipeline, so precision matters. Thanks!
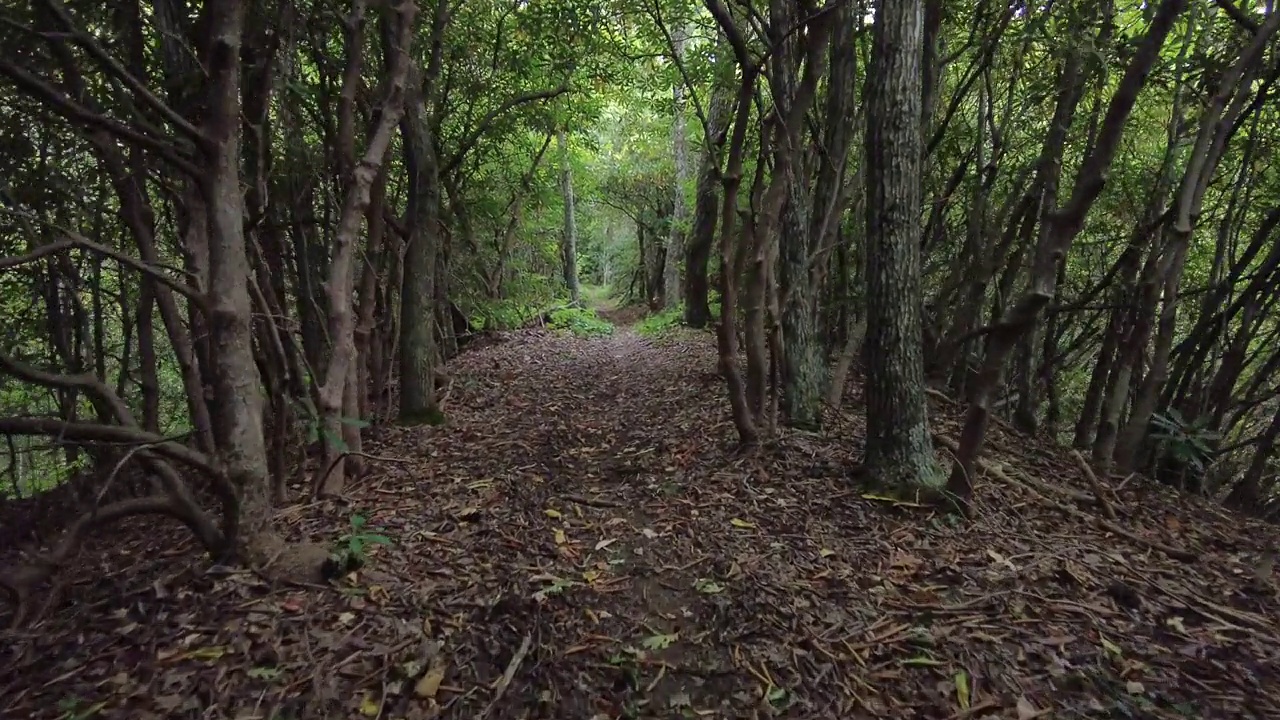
left=955, top=670, right=971, bottom=709
left=641, top=632, right=677, bottom=650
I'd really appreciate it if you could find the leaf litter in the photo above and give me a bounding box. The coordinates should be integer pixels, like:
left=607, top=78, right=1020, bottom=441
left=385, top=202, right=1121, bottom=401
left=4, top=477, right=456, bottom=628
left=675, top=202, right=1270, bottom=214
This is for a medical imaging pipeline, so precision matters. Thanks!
left=1, top=325, right=1279, bottom=718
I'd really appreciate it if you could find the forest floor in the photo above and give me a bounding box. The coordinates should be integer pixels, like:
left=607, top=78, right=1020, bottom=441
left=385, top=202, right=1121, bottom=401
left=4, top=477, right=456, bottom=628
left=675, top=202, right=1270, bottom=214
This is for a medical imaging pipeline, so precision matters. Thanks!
left=3, top=309, right=1280, bottom=719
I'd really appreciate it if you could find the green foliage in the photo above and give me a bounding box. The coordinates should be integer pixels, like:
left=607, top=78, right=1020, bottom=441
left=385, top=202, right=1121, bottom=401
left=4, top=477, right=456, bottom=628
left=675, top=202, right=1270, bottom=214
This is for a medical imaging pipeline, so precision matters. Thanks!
left=331, top=513, right=393, bottom=571
left=1151, top=409, right=1220, bottom=474
left=548, top=307, right=614, bottom=337
left=636, top=305, right=685, bottom=336
left=469, top=299, right=545, bottom=331
left=292, top=398, right=369, bottom=452
left=635, top=291, right=722, bottom=337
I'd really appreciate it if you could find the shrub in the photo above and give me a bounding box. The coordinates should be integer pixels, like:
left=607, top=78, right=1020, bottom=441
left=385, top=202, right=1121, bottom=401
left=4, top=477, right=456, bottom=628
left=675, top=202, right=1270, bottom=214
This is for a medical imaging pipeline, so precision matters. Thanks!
left=548, top=307, right=615, bottom=338
left=636, top=305, right=685, bottom=337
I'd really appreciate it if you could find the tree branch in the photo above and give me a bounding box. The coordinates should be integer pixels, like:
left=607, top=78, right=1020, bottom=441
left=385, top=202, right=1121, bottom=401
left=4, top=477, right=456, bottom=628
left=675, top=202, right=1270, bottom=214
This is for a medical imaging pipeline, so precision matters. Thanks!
left=38, top=0, right=207, bottom=142
left=0, top=58, right=200, bottom=176
left=1214, top=0, right=1261, bottom=32
left=0, top=208, right=207, bottom=311
left=0, top=416, right=215, bottom=477
left=443, top=85, right=570, bottom=175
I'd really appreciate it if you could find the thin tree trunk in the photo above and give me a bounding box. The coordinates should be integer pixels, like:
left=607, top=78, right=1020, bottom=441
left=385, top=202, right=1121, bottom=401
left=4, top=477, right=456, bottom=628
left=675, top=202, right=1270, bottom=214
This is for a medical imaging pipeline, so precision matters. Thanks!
left=558, top=128, right=581, bottom=303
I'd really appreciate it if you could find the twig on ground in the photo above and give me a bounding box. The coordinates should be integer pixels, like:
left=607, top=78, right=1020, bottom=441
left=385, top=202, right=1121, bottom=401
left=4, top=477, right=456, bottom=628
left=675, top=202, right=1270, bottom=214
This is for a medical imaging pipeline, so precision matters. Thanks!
left=940, top=435, right=1199, bottom=563
left=477, top=633, right=532, bottom=720
left=561, top=494, right=626, bottom=508
left=1072, top=449, right=1118, bottom=521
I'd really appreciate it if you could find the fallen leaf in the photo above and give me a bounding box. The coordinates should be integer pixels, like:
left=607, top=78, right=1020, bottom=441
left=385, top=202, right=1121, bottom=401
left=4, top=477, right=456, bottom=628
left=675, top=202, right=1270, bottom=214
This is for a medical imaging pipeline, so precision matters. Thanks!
left=594, top=538, right=616, bottom=551
left=359, top=694, right=380, bottom=716
left=900, top=656, right=943, bottom=666
left=247, top=666, right=280, bottom=681
left=1099, top=635, right=1122, bottom=657
left=986, top=549, right=1016, bottom=570
left=1016, top=696, right=1043, bottom=719
left=544, top=508, right=563, bottom=518
left=554, top=528, right=567, bottom=545
left=641, top=632, right=678, bottom=650
left=955, top=670, right=970, bottom=709
left=187, top=646, right=227, bottom=662
left=1125, top=680, right=1145, bottom=695
left=819, top=548, right=836, bottom=558
left=693, top=578, right=724, bottom=594
left=414, top=659, right=448, bottom=699
left=729, top=518, right=755, bottom=529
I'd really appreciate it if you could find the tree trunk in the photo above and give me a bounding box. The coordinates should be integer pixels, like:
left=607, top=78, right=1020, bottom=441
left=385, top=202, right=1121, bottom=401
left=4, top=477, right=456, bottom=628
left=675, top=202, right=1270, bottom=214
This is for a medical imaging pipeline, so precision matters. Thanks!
left=200, top=0, right=276, bottom=565
left=398, top=66, right=444, bottom=426
left=558, top=128, right=581, bottom=303
left=862, top=0, right=944, bottom=492
left=682, top=74, right=731, bottom=328
left=945, top=0, right=1186, bottom=508
left=662, top=24, right=689, bottom=308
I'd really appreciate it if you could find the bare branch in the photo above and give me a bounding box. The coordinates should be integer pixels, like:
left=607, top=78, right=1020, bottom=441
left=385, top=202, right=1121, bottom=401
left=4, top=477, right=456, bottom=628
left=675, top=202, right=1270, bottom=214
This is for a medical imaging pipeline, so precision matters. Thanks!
left=1215, top=0, right=1261, bottom=32
left=443, top=85, right=571, bottom=175
left=39, top=0, right=207, bottom=142
left=0, top=494, right=198, bottom=627
left=0, top=208, right=207, bottom=310
left=0, top=58, right=201, bottom=176
left=0, top=416, right=215, bottom=476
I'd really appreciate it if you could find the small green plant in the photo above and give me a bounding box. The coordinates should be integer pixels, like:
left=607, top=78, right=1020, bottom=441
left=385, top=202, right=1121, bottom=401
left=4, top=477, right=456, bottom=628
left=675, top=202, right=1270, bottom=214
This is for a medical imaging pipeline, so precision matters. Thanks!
left=331, top=513, right=392, bottom=572
left=471, top=299, right=543, bottom=330
left=57, top=697, right=106, bottom=720
left=548, top=307, right=614, bottom=338
left=1150, top=409, right=1219, bottom=476
left=635, top=305, right=685, bottom=337
left=291, top=397, right=370, bottom=452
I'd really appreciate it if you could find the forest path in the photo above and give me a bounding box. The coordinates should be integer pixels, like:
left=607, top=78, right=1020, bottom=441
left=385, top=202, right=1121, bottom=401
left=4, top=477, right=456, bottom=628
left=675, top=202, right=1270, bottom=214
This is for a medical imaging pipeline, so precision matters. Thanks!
left=4, top=326, right=1279, bottom=719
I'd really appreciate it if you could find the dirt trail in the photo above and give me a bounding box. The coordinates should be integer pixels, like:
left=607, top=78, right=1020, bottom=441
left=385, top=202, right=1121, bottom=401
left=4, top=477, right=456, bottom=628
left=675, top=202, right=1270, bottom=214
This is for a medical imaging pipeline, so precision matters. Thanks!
left=2, top=325, right=1278, bottom=719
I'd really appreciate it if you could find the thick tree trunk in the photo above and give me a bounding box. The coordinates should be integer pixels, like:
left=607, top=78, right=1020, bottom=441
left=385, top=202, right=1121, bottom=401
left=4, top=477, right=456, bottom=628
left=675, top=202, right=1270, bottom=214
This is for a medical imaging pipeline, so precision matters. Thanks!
left=200, top=0, right=277, bottom=566
left=862, top=0, right=943, bottom=491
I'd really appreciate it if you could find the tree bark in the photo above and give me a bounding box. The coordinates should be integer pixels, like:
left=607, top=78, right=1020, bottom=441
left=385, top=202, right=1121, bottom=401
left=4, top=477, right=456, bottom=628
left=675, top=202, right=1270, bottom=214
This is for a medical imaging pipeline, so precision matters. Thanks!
left=558, top=128, right=581, bottom=303
left=862, top=0, right=944, bottom=492
left=398, top=0, right=446, bottom=426
left=662, top=24, right=690, bottom=308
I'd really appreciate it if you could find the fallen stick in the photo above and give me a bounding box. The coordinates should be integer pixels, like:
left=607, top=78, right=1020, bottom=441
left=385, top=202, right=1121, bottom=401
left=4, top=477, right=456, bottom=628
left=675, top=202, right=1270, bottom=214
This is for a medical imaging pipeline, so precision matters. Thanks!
left=982, top=460, right=1197, bottom=563
left=933, top=434, right=1196, bottom=562
left=1072, top=449, right=1118, bottom=522
left=477, top=633, right=532, bottom=720
left=562, top=494, right=626, bottom=509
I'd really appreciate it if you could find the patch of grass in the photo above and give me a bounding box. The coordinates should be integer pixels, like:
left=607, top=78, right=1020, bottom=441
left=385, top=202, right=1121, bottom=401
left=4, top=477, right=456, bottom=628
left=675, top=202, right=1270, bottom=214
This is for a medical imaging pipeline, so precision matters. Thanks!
left=635, top=293, right=723, bottom=337
left=579, top=283, right=613, bottom=308
left=636, top=305, right=685, bottom=337
left=548, top=307, right=615, bottom=338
